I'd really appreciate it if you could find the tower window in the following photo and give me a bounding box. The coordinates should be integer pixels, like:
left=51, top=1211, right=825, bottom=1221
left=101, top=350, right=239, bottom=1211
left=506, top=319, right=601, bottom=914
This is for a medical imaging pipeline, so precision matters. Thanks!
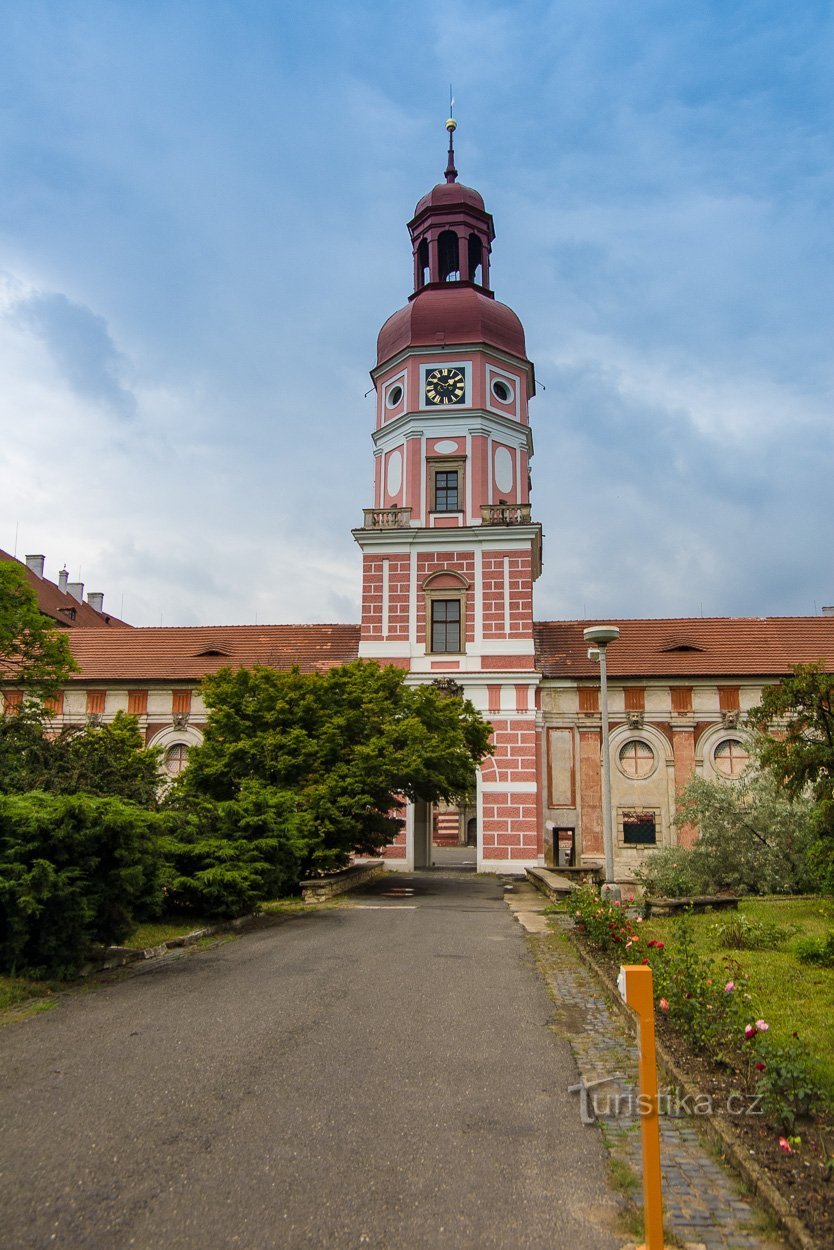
left=417, top=238, right=429, bottom=288
left=438, top=230, right=460, bottom=282
left=431, top=599, right=462, bottom=653
left=468, top=233, right=483, bottom=284
left=434, top=470, right=459, bottom=512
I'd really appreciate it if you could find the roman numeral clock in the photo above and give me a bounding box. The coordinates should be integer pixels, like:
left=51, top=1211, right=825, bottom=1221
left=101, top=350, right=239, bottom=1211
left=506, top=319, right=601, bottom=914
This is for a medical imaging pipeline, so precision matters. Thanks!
left=424, top=366, right=466, bottom=405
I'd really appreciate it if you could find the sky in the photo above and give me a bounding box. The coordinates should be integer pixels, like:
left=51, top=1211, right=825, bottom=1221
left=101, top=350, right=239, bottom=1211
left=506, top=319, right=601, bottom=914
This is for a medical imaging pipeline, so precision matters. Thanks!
left=0, top=0, right=832, bottom=627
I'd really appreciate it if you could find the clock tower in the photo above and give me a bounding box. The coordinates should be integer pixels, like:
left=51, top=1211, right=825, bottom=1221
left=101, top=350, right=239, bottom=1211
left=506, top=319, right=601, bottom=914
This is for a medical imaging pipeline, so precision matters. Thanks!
left=353, top=119, right=543, bottom=872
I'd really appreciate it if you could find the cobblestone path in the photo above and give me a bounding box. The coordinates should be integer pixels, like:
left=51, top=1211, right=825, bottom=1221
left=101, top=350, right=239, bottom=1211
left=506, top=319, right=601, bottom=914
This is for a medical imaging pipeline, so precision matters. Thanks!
left=510, top=886, right=787, bottom=1250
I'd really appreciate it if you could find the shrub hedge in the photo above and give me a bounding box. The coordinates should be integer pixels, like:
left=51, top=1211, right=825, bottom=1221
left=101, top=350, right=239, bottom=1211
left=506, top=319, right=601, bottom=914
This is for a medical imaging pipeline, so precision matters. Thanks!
left=0, top=792, right=164, bottom=978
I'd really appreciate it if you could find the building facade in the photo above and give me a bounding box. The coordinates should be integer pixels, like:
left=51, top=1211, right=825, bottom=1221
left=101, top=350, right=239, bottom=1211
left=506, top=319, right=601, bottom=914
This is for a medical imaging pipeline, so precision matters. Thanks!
left=3, top=128, right=834, bottom=881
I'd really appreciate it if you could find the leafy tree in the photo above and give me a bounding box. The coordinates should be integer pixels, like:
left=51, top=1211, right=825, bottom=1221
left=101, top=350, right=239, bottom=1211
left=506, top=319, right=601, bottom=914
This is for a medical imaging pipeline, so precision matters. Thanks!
left=748, top=661, right=834, bottom=827
left=175, top=661, right=492, bottom=872
left=747, top=662, right=834, bottom=890
left=670, top=769, right=817, bottom=895
left=161, top=783, right=313, bottom=917
left=0, top=711, right=162, bottom=807
left=0, top=561, right=76, bottom=699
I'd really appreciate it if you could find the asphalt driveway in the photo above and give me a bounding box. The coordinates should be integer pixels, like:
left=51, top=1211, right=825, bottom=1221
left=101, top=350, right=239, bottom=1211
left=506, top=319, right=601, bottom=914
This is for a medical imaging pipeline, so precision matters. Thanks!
left=0, top=872, right=623, bottom=1249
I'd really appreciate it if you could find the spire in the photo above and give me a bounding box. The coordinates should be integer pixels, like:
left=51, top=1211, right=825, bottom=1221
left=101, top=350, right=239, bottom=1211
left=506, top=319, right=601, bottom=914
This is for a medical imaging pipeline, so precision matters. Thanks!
left=444, top=108, right=457, bottom=184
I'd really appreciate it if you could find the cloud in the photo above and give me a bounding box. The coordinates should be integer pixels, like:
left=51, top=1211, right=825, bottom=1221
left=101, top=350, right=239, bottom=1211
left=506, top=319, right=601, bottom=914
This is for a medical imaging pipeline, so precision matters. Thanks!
left=10, top=288, right=137, bottom=419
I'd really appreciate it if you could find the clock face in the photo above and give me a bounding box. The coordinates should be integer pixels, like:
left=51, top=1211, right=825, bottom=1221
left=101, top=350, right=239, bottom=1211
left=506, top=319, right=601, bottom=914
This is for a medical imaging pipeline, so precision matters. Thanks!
left=425, top=367, right=466, bottom=406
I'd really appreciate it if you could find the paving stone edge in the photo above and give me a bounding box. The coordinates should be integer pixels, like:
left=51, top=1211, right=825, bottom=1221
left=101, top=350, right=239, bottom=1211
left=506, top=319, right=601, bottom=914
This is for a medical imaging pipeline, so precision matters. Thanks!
left=558, top=922, right=819, bottom=1250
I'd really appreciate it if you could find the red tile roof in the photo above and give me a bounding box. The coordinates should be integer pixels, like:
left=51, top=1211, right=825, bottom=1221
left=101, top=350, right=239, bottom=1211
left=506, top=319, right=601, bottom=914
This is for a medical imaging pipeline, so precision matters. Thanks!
left=66, top=624, right=362, bottom=682
left=14, top=611, right=833, bottom=686
left=0, top=550, right=130, bottom=630
left=534, top=618, right=834, bottom=679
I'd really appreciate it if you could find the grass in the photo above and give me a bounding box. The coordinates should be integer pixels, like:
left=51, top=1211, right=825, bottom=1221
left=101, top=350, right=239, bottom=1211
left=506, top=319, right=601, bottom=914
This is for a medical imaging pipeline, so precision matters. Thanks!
left=121, top=918, right=213, bottom=948
left=641, top=897, right=834, bottom=1099
left=0, top=974, right=57, bottom=1011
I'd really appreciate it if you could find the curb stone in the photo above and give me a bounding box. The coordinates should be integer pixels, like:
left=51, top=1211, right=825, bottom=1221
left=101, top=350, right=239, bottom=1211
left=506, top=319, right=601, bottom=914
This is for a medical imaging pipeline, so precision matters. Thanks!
left=559, top=921, right=819, bottom=1250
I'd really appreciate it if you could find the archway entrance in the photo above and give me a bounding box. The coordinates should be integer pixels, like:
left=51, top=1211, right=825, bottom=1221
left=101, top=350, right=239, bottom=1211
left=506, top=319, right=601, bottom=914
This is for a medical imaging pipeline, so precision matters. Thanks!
left=411, top=799, right=477, bottom=871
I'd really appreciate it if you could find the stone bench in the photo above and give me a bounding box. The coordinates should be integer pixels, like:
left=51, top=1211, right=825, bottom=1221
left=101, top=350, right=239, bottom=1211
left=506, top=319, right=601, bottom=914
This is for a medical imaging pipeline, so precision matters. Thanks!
left=645, top=894, right=740, bottom=917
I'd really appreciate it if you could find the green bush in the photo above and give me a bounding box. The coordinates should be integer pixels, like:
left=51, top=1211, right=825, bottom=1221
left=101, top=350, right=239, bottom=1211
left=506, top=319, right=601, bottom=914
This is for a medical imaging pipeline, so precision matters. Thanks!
left=712, top=914, right=797, bottom=951
left=633, top=845, right=706, bottom=898
left=754, top=1034, right=824, bottom=1130
left=794, top=931, right=834, bottom=967
left=0, top=792, right=164, bottom=978
left=160, top=783, right=314, bottom=918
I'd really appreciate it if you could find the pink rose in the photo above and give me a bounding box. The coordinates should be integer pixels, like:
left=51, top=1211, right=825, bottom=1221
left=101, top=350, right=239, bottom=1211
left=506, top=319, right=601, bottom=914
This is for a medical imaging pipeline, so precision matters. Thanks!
left=745, top=1024, right=757, bottom=1040
left=779, top=1137, right=794, bottom=1155
left=755, top=1019, right=769, bottom=1032
left=659, top=998, right=669, bottom=1013
left=724, top=981, right=735, bottom=993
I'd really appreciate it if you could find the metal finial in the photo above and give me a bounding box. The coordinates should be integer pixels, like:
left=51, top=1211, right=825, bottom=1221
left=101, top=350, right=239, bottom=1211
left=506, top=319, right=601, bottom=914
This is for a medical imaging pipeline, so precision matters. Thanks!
left=444, top=88, right=457, bottom=183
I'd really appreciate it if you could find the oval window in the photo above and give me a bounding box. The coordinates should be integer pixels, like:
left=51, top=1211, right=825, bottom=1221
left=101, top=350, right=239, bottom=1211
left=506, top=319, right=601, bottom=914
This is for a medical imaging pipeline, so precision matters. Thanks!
left=386, top=384, right=403, bottom=408
left=491, top=378, right=514, bottom=404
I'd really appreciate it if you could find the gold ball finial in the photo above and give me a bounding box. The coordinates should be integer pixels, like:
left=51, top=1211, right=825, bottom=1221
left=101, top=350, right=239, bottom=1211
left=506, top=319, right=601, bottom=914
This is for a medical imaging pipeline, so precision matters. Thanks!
left=445, top=118, right=457, bottom=132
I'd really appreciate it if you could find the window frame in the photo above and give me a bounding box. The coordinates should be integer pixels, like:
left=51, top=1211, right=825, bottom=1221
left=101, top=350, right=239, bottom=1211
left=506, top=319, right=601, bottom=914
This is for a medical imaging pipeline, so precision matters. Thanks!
left=618, top=808, right=660, bottom=847
left=617, top=738, right=657, bottom=780
left=428, top=457, right=466, bottom=516
left=712, top=737, right=751, bottom=779
left=426, top=592, right=466, bottom=655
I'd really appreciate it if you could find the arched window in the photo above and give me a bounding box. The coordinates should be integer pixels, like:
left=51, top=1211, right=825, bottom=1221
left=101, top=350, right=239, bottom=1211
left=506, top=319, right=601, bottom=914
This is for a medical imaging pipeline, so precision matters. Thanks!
left=417, top=238, right=429, bottom=287
left=438, top=231, right=460, bottom=282
left=468, top=233, right=483, bottom=284
left=165, top=743, right=190, bottom=776
left=714, top=738, right=750, bottom=778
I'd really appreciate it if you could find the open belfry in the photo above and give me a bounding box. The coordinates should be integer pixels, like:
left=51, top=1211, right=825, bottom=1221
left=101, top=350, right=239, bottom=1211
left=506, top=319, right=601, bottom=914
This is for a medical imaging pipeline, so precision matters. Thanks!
left=4, top=118, right=834, bottom=880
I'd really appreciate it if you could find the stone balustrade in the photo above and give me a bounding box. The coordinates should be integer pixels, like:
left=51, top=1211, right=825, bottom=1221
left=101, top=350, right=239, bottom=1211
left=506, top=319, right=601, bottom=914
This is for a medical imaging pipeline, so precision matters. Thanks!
left=480, top=503, right=532, bottom=525
left=362, top=506, right=412, bottom=529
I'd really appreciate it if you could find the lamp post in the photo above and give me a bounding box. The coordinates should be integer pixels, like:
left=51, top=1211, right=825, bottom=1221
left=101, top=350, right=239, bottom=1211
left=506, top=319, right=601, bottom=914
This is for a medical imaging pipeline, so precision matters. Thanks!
left=583, top=625, right=620, bottom=899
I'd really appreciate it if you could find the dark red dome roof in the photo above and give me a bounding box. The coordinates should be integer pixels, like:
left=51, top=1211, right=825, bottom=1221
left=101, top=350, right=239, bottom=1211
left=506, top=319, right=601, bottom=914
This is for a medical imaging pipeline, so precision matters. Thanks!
left=377, top=285, right=527, bottom=365
left=412, top=181, right=486, bottom=217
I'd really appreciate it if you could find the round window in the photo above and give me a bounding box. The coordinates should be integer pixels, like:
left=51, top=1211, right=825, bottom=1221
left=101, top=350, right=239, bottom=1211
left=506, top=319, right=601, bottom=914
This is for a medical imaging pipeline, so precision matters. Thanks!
left=491, top=378, right=514, bottom=404
left=386, top=384, right=403, bottom=408
left=165, top=743, right=190, bottom=776
left=713, top=738, right=750, bottom=778
left=618, top=739, right=655, bottom=778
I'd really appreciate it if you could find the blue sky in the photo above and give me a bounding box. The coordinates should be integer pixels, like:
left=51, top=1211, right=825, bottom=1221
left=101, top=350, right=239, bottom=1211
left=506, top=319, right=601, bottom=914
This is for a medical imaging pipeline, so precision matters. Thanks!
left=0, top=1, right=831, bottom=626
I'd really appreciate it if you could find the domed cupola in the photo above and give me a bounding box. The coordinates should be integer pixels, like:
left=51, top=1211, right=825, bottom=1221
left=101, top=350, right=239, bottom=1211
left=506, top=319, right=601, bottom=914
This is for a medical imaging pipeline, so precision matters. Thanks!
left=376, top=119, right=528, bottom=368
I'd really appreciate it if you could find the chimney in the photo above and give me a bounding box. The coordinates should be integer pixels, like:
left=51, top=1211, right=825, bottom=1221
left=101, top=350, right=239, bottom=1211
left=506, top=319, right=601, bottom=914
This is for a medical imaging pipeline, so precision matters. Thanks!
left=822, top=606, right=834, bottom=617
left=87, top=592, right=104, bottom=613
left=58, top=568, right=69, bottom=592
left=67, top=581, right=84, bottom=602
left=24, top=554, right=45, bottom=578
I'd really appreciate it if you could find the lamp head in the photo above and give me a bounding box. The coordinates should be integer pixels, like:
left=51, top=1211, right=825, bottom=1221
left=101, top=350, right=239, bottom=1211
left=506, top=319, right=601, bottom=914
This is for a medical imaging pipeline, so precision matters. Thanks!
left=583, top=625, right=620, bottom=647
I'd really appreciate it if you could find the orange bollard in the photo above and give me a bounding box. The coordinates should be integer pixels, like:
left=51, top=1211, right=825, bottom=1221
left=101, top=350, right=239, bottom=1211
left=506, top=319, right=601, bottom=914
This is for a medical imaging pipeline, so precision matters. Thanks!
left=617, top=964, right=665, bottom=1250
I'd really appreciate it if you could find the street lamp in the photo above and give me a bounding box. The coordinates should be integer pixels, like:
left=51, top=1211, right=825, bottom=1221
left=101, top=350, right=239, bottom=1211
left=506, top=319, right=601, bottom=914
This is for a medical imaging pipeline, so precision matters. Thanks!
left=583, top=625, right=621, bottom=899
